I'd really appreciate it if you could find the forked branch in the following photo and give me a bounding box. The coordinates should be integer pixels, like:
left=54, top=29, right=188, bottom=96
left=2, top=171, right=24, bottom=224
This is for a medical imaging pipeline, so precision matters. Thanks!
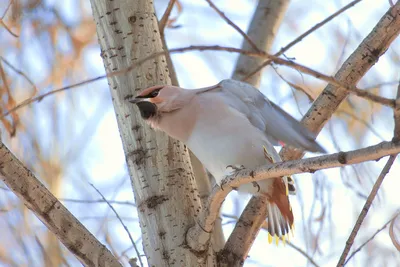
left=186, top=140, right=400, bottom=251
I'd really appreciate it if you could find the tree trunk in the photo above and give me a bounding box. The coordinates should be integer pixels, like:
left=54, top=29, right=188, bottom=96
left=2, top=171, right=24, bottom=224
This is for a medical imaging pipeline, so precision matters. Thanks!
left=90, top=0, right=216, bottom=266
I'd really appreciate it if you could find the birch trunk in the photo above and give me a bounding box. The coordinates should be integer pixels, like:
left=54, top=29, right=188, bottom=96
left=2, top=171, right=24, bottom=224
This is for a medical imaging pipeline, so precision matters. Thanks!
left=90, top=0, right=216, bottom=266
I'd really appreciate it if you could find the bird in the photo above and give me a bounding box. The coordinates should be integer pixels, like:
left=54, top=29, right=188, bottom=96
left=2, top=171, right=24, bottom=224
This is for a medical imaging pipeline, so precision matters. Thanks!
left=129, top=79, right=325, bottom=244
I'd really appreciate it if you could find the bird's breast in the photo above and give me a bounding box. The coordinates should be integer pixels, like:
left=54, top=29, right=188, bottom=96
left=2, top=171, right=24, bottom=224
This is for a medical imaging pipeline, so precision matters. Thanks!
left=186, top=95, right=277, bottom=183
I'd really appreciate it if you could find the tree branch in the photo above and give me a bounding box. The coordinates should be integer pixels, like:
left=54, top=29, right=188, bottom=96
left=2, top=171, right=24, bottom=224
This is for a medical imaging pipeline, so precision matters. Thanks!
left=205, top=0, right=260, bottom=52
left=337, top=78, right=400, bottom=267
left=336, top=155, right=397, bottom=267
left=217, top=2, right=400, bottom=263
left=159, top=0, right=176, bottom=35
left=90, top=183, right=143, bottom=267
left=344, top=211, right=400, bottom=265
left=3, top=45, right=395, bottom=119
left=218, top=3, right=400, bottom=262
left=232, top=0, right=289, bottom=86
left=187, top=140, right=400, bottom=251
left=243, top=0, right=364, bottom=82
left=90, top=0, right=207, bottom=265
left=0, top=142, right=122, bottom=267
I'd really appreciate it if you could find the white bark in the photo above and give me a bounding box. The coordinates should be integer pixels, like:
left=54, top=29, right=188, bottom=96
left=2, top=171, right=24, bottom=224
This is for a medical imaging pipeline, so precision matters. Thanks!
left=0, top=142, right=121, bottom=267
left=90, top=0, right=214, bottom=266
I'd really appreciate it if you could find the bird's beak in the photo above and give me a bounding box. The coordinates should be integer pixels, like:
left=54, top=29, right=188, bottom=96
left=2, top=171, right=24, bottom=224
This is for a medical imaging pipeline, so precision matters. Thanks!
left=129, top=97, right=149, bottom=104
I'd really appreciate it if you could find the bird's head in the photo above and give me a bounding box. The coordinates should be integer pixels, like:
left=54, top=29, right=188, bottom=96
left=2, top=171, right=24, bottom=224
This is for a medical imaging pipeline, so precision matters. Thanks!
left=129, top=85, right=187, bottom=120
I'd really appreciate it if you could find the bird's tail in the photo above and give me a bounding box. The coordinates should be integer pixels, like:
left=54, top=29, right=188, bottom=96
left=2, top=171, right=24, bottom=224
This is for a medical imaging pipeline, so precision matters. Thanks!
left=265, top=177, right=295, bottom=245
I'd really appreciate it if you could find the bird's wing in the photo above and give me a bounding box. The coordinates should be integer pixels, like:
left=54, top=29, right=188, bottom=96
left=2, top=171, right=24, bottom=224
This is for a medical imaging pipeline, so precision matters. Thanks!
left=201, top=79, right=325, bottom=153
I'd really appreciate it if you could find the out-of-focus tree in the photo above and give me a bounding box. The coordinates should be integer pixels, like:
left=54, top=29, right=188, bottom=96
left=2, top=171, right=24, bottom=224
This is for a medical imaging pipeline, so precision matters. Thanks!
left=0, top=0, right=399, bottom=266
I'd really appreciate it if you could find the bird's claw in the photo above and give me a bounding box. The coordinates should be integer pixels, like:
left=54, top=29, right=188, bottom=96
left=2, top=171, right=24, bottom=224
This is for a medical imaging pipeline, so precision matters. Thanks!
left=219, top=165, right=245, bottom=191
left=226, top=164, right=245, bottom=173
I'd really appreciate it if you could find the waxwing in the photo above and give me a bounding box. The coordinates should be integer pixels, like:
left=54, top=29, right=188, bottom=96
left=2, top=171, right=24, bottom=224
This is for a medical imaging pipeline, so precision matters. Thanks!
left=130, top=79, right=325, bottom=243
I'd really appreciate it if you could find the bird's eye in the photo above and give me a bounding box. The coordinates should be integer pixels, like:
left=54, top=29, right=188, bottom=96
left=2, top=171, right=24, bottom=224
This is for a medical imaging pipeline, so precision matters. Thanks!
left=150, top=89, right=160, bottom=97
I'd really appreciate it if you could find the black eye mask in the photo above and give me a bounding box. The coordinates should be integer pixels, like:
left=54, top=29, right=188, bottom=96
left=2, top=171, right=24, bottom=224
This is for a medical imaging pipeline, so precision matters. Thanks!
left=136, top=101, right=157, bottom=119
left=136, top=89, right=161, bottom=99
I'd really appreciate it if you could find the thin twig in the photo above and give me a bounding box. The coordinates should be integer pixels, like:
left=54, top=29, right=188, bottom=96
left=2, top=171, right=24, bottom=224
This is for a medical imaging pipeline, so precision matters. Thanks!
left=159, top=0, right=176, bottom=35
left=0, top=18, right=19, bottom=38
left=268, top=55, right=395, bottom=107
left=337, top=81, right=400, bottom=266
left=272, top=66, right=316, bottom=101
left=339, top=157, right=397, bottom=266
left=1, top=0, right=14, bottom=19
left=1, top=75, right=105, bottom=118
left=0, top=56, right=38, bottom=93
left=60, top=198, right=136, bottom=207
left=389, top=213, right=400, bottom=251
left=204, top=0, right=260, bottom=52
left=243, top=0, right=363, bottom=81
left=393, top=80, right=400, bottom=139
left=344, top=211, right=400, bottom=265
left=89, top=183, right=143, bottom=267
left=2, top=45, right=395, bottom=118
left=364, top=81, right=400, bottom=90
left=336, top=156, right=397, bottom=267
left=287, top=242, right=320, bottom=267
left=337, top=109, right=385, bottom=140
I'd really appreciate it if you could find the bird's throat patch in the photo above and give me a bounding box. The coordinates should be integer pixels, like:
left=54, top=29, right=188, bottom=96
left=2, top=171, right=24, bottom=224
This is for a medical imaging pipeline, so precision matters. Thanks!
left=136, top=102, right=157, bottom=119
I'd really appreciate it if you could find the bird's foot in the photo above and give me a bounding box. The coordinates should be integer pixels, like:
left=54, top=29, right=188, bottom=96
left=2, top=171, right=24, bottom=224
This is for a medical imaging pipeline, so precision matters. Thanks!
left=219, top=165, right=245, bottom=191
left=225, top=164, right=245, bottom=174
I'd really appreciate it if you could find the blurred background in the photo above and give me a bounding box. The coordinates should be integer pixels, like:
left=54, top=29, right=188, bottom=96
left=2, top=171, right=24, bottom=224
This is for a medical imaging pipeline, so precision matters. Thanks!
left=0, top=0, right=399, bottom=266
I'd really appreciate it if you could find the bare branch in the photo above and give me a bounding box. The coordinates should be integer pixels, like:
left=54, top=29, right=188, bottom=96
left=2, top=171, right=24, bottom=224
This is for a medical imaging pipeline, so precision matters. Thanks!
left=0, top=56, right=38, bottom=93
left=393, top=81, right=400, bottom=139
left=287, top=242, right=320, bottom=267
left=159, top=0, right=176, bottom=35
left=187, top=141, right=400, bottom=251
left=281, top=2, right=400, bottom=162
left=90, top=183, right=143, bottom=267
left=60, top=198, right=136, bottom=207
left=222, top=213, right=320, bottom=267
left=2, top=45, right=395, bottom=119
left=389, top=213, right=400, bottom=252
left=231, top=4, right=400, bottom=248
left=205, top=0, right=260, bottom=52
left=0, top=18, right=19, bottom=38
left=268, top=55, right=395, bottom=107
left=1, top=0, right=14, bottom=19
left=232, top=0, right=289, bottom=86
left=345, top=211, right=400, bottom=264
left=222, top=1, right=400, bottom=254
left=336, top=155, right=397, bottom=266
left=243, top=0, right=364, bottom=81
left=0, top=143, right=122, bottom=266
left=337, top=76, right=400, bottom=267
left=272, top=67, right=316, bottom=101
